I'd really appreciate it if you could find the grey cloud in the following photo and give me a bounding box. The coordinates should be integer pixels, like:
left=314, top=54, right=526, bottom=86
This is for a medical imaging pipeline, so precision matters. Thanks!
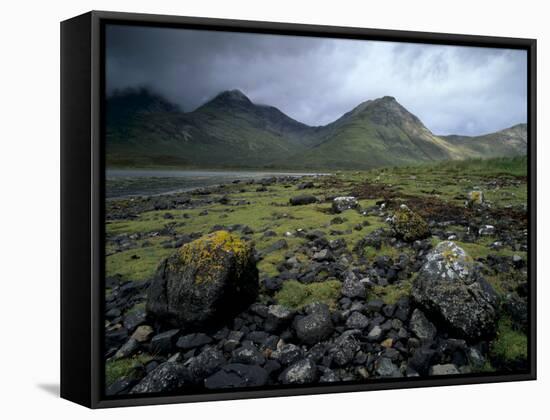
left=106, top=24, right=527, bottom=135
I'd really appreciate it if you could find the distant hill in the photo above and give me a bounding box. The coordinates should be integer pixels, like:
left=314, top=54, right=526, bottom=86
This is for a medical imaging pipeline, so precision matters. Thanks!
left=106, top=87, right=527, bottom=169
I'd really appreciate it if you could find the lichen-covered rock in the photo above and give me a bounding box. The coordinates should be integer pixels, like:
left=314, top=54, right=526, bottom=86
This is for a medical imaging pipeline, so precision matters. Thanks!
left=332, top=196, right=358, bottom=213
left=388, top=204, right=430, bottom=242
left=412, top=241, right=497, bottom=340
left=279, top=359, right=318, bottom=384
left=147, top=230, right=259, bottom=327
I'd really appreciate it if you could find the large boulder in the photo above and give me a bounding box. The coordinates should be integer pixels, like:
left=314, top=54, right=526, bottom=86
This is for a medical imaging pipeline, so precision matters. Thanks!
left=412, top=241, right=497, bottom=340
left=388, top=205, right=430, bottom=242
left=147, top=231, right=259, bottom=328
left=289, top=195, right=317, bottom=206
left=130, top=362, right=187, bottom=394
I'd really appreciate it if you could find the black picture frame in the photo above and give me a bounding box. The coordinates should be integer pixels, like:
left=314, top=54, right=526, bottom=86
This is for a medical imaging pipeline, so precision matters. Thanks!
left=60, top=10, right=537, bottom=409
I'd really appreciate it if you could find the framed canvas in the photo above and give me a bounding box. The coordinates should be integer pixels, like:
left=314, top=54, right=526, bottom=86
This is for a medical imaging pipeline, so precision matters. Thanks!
left=60, top=11, right=537, bottom=408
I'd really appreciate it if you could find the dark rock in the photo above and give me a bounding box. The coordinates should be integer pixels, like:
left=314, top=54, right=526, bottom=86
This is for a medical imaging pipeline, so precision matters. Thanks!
left=341, top=278, right=366, bottom=299
left=114, top=338, right=140, bottom=360
left=223, top=330, right=245, bottom=352
left=176, top=333, right=213, bottom=350
left=290, top=195, right=317, bottom=206
left=151, top=329, right=179, bottom=354
left=312, top=249, right=334, bottom=262
left=294, top=303, right=334, bottom=345
left=106, top=377, right=139, bottom=396
left=276, top=343, right=303, bottom=366
left=298, top=181, right=315, bottom=190
left=408, top=346, right=436, bottom=375
left=231, top=345, right=266, bottom=365
left=147, top=231, right=259, bottom=328
left=412, top=241, right=497, bottom=339
left=205, top=364, right=268, bottom=389
left=367, top=325, right=383, bottom=342
left=366, top=299, right=384, bottom=313
left=263, top=277, right=283, bottom=292
left=279, top=359, right=318, bottom=384
left=345, top=312, right=369, bottom=330
left=265, top=305, right=295, bottom=332
left=409, top=309, right=437, bottom=341
left=130, top=362, right=187, bottom=394
left=331, top=332, right=360, bottom=366
left=185, top=347, right=225, bottom=383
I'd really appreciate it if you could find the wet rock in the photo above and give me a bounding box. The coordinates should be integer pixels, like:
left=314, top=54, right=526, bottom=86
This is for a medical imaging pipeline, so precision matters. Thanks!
left=388, top=205, right=430, bottom=242
left=332, top=196, right=359, bottom=213
left=409, top=309, right=437, bottom=341
left=205, top=364, right=269, bottom=389
left=412, top=241, right=497, bottom=340
left=279, top=359, right=318, bottom=384
left=147, top=231, right=259, bottom=328
left=289, top=195, right=317, bottom=206
left=429, top=364, right=460, bottom=375
left=295, top=303, right=334, bottom=345
left=130, top=362, right=187, bottom=394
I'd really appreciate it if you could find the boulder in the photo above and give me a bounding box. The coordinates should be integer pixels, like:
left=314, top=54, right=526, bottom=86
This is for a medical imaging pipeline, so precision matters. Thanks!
left=279, top=359, right=318, bottom=384
left=184, top=347, right=226, bottom=383
left=294, top=303, right=334, bottom=345
left=332, top=196, right=358, bottom=213
left=205, top=364, right=268, bottom=389
left=130, top=362, right=187, bottom=394
left=289, top=195, right=317, bottom=206
left=176, top=333, right=213, bottom=350
left=388, top=205, right=430, bottom=242
left=264, top=305, right=295, bottom=333
left=131, top=325, right=154, bottom=343
left=412, top=241, right=497, bottom=340
left=147, top=231, right=259, bottom=327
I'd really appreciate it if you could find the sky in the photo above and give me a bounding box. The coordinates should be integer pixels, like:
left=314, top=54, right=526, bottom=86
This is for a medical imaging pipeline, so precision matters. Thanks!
left=105, top=24, right=527, bottom=136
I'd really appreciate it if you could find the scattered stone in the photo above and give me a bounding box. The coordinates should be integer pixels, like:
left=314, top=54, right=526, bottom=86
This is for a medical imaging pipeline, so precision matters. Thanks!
left=409, top=309, right=437, bottom=341
left=265, top=305, right=295, bottom=332
left=375, top=357, right=402, bottom=377
left=312, top=249, right=334, bottom=262
left=341, top=277, right=366, bottom=299
left=232, top=345, right=265, bottom=365
left=113, top=338, right=140, bottom=360
left=279, top=359, right=318, bottom=384
left=130, top=362, right=187, bottom=394
left=176, top=333, right=213, bottom=350
left=429, top=364, right=460, bottom=375
left=289, top=195, right=317, bottom=206
left=295, top=303, right=334, bottom=345
left=131, top=325, right=154, bottom=343
left=346, top=312, right=369, bottom=330
left=205, top=364, right=269, bottom=389
left=367, top=325, right=383, bottom=342
left=151, top=329, right=179, bottom=354
left=185, top=347, right=226, bottom=383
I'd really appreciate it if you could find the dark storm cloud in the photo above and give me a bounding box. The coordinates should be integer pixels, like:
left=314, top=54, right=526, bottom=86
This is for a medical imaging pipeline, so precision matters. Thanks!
left=106, top=24, right=527, bottom=135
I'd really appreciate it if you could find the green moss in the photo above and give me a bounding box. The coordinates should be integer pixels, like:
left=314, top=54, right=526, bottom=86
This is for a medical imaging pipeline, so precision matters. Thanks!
left=275, top=279, right=341, bottom=310
left=390, top=207, right=430, bottom=242
left=371, top=279, right=412, bottom=304
left=105, top=354, right=152, bottom=387
left=491, top=317, right=528, bottom=364
left=106, top=244, right=173, bottom=281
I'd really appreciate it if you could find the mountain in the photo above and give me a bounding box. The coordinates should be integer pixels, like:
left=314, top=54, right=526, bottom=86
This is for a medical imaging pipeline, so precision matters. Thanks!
left=106, top=88, right=527, bottom=169
left=441, top=124, right=527, bottom=159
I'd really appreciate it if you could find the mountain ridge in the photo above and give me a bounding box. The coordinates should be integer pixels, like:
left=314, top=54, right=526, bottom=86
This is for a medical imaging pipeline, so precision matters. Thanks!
left=106, top=87, right=527, bottom=169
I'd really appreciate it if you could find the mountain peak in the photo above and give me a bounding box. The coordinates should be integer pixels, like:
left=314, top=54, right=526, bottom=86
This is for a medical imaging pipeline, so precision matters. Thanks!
left=212, top=89, right=252, bottom=104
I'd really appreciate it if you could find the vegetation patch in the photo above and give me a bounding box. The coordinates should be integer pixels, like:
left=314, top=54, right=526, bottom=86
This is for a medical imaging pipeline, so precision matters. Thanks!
left=490, top=317, right=528, bottom=365
left=275, top=279, right=341, bottom=310
left=371, top=279, right=412, bottom=305
left=105, top=354, right=152, bottom=387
